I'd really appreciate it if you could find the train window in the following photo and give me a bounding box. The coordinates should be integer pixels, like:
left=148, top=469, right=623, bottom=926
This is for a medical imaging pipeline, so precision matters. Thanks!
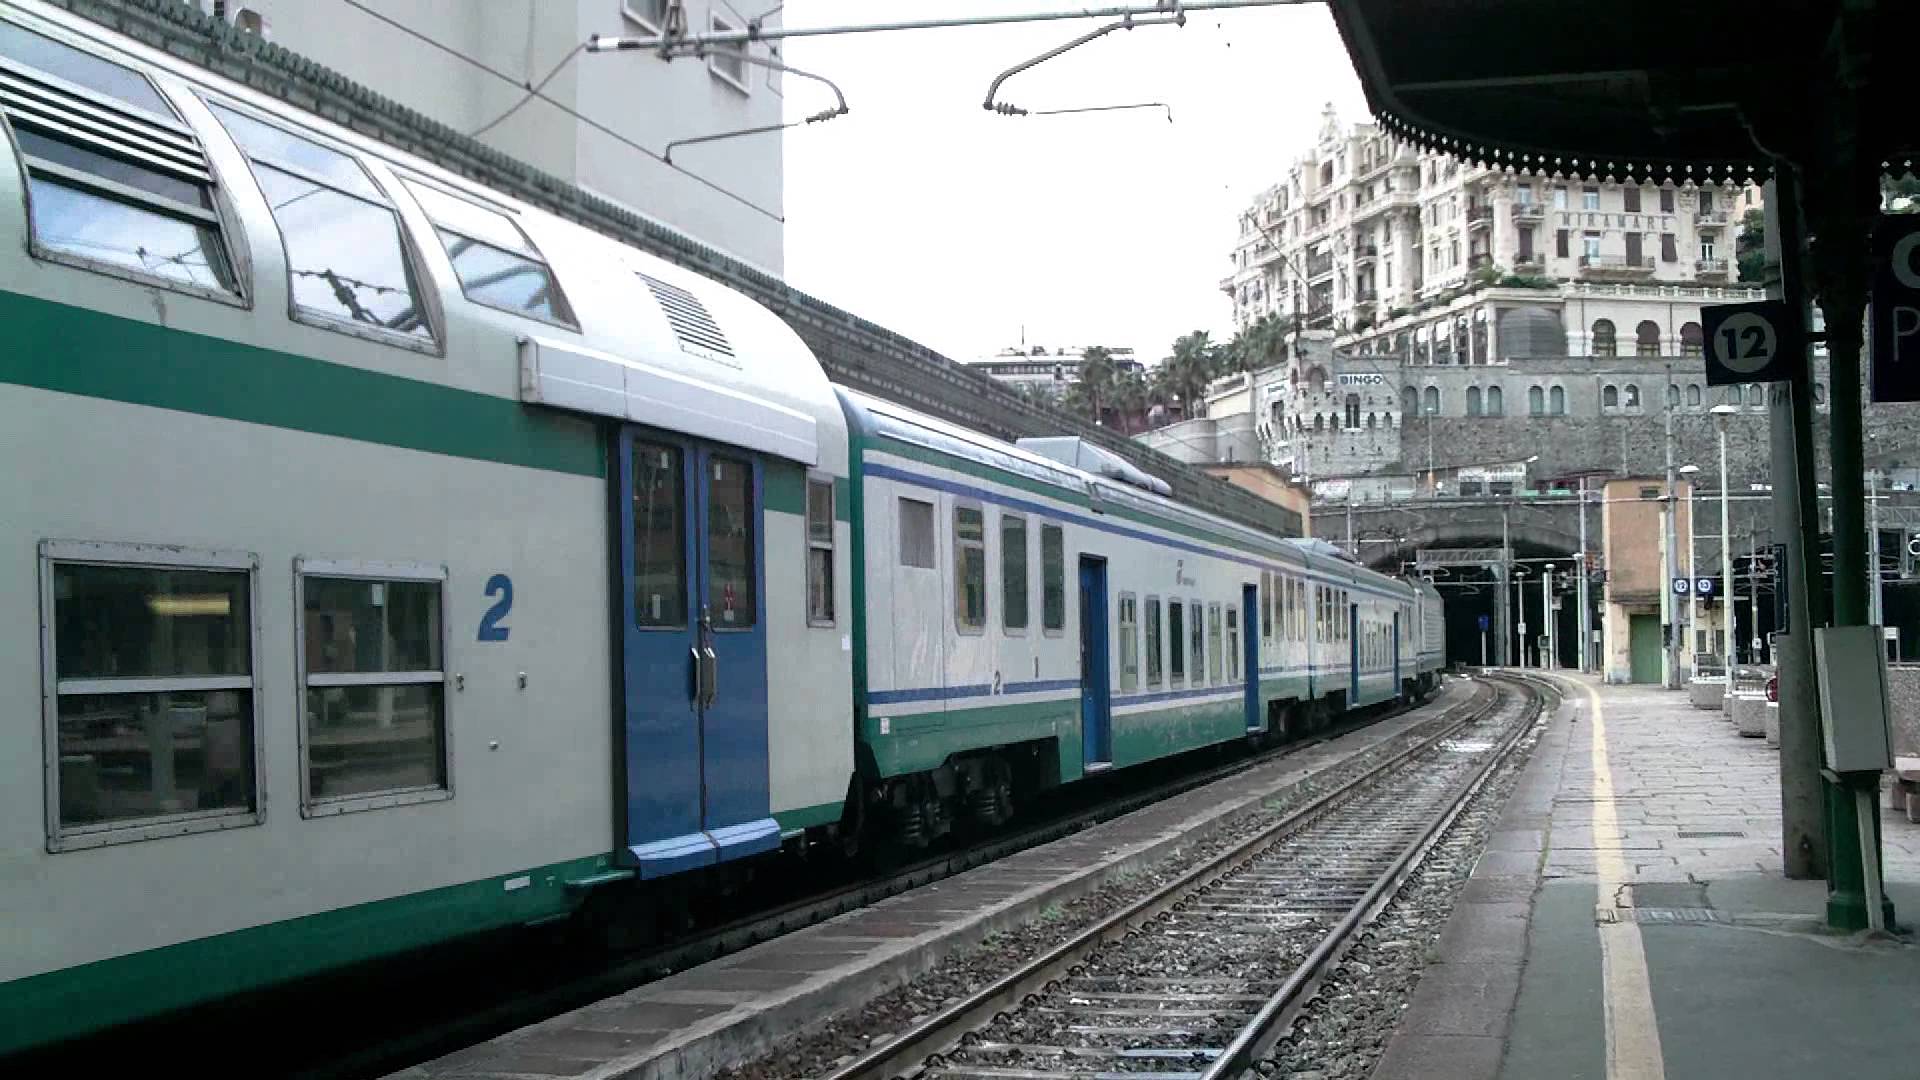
left=1168, top=601, right=1186, bottom=684
left=1145, top=597, right=1163, bottom=688
left=1117, top=593, right=1138, bottom=693
left=40, top=541, right=261, bottom=851
left=402, top=178, right=578, bottom=329
left=633, top=442, right=687, bottom=627
left=206, top=102, right=434, bottom=344
left=806, top=478, right=834, bottom=626
left=1226, top=609, right=1240, bottom=682
left=1189, top=596, right=1205, bottom=685
left=297, top=561, right=449, bottom=814
left=899, top=497, right=936, bottom=569
left=1001, top=513, right=1029, bottom=631
left=707, top=456, right=757, bottom=628
left=1040, top=524, right=1065, bottom=632
left=0, top=23, right=238, bottom=294
left=955, top=504, right=986, bottom=633
left=1261, top=571, right=1273, bottom=645
left=1208, top=604, right=1224, bottom=683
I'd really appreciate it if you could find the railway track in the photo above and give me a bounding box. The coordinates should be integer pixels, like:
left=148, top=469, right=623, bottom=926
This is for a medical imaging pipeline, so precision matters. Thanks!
left=817, top=672, right=1547, bottom=1080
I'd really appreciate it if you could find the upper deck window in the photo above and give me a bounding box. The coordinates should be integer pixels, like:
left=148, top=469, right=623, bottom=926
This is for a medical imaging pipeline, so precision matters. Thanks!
left=0, top=21, right=237, bottom=293
left=206, top=102, right=434, bottom=344
left=403, top=178, right=577, bottom=329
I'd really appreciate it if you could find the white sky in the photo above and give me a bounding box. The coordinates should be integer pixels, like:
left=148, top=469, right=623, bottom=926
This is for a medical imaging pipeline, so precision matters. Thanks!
left=779, top=1, right=1369, bottom=366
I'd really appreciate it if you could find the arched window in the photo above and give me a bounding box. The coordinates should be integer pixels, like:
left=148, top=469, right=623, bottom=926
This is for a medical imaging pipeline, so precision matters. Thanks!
left=1550, top=385, right=1566, bottom=414
left=1593, top=319, right=1617, bottom=356
left=1814, top=382, right=1827, bottom=405
left=1367, top=412, right=1377, bottom=429
left=1687, top=383, right=1703, bottom=407
left=1681, top=321, right=1703, bottom=358
left=1345, top=393, right=1361, bottom=428
left=1487, top=385, right=1504, bottom=416
left=1309, top=367, right=1328, bottom=393
left=1603, top=384, right=1619, bottom=409
left=1748, top=383, right=1764, bottom=408
left=1466, top=386, right=1483, bottom=416
left=1315, top=413, right=1326, bottom=431
left=1402, top=385, right=1418, bottom=415
left=1424, top=386, right=1440, bottom=414
left=1624, top=384, right=1641, bottom=408
left=1529, top=385, right=1545, bottom=416
left=1635, top=320, right=1661, bottom=356
left=1472, top=309, right=1489, bottom=364
left=1728, top=384, right=1743, bottom=405
left=1667, top=383, right=1681, bottom=408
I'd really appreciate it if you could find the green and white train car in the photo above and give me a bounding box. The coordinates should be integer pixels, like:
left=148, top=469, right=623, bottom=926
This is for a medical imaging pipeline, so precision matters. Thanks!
left=0, top=0, right=854, bottom=1054
left=840, top=390, right=1441, bottom=844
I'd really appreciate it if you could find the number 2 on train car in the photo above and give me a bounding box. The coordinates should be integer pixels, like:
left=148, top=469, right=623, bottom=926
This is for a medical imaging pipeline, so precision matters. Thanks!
left=479, top=574, right=513, bottom=641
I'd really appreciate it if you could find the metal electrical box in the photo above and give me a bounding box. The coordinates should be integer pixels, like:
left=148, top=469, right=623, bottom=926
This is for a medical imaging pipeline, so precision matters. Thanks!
left=1814, top=625, right=1894, bottom=773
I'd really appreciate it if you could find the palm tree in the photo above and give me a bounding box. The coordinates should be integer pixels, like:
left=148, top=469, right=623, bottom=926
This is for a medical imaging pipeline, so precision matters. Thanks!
left=1235, top=313, right=1293, bottom=374
left=1076, top=346, right=1118, bottom=425
left=1111, top=367, right=1149, bottom=435
left=1167, top=331, right=1217, bottom=418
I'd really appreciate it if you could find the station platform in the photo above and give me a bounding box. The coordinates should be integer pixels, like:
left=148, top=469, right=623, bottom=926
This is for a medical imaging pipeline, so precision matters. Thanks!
left=1375, top=672, right=1920, bottom=1080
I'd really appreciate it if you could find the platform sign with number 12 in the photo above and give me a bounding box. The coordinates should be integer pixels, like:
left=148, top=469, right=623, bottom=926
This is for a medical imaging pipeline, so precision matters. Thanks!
left=1702, top=299, right=1803, bottom=387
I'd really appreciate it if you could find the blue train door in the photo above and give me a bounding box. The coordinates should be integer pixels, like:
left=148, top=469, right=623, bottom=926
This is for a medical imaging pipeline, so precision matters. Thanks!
left=1078, top=556, right=1112, bottom=770
left=1349, top=601, right=1361, bottom=703
left=1392, top=611, right=1403, bottom=700
left=1242, top=584, right=1261, bottom=732
left=617, top=431, right=776, bottom=878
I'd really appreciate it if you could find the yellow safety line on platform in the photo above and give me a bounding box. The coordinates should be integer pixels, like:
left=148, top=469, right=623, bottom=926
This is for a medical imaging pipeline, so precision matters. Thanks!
left=1580, top=680, right=1667, bottom=1080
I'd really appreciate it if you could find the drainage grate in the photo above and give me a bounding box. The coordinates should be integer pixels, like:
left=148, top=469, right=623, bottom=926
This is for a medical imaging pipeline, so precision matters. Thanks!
left=1599, top=907, right=1723, bottom=924
left=1677, top=830, right=1747, bottom=838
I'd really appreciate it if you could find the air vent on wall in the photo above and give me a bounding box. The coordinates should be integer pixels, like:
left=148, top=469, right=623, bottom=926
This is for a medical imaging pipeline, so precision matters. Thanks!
left=638, top=271, right=734, bottom=363
left=0, top=61, right=213, bottom=188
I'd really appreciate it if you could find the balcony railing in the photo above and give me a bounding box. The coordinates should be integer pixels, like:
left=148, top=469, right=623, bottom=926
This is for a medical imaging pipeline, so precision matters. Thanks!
left=1354, top=243, right=1379, bottom=261
left=1306, top=253, right=1335, bottom=278
left=1511, top=202, right=1546, bottom=223
left=1697, top=209, right=1730, bottom=228
left=1514, top=252, right=1545, bottom=269
left=1466, top=204, right=1493, bottom=227
left=1696, top=257, right=1730, bottom=277
left=1578, top=254, right=1656, bottom=279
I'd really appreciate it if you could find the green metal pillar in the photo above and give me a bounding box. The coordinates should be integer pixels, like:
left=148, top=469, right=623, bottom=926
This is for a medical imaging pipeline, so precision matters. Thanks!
left=1805, top=157, right=1894, bottom=931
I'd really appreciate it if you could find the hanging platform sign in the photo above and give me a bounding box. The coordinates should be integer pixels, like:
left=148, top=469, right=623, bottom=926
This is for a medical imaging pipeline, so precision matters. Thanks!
left=1871, top=214, right=1920, bottom=403
left=1702, top=299, right=1803, bottom=387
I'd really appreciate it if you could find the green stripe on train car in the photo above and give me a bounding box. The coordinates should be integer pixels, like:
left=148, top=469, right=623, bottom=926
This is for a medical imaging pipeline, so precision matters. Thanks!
left=773, top=800, right=846, bottom=832
left=866, top=695, right=1254, bottom=782
left=762, top=462, right=853, bottom=519
left=0, top=852, right=614, bottom=1055
left=0, top=290, right=605, bottom=478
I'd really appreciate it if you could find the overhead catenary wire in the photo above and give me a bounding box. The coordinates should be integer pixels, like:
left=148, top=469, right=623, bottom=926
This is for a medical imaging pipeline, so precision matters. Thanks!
left=335, top=0, right=783, bottom=223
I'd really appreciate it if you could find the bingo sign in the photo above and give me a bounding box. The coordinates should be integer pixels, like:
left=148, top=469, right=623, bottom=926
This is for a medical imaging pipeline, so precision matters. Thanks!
left=1702, top=299, right=1803, bottom=387
left=1872, top=215, right=1920, bottom=402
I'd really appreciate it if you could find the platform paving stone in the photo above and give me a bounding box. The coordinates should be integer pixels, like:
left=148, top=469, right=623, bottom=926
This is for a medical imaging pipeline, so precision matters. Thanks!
left=1375, top=672, right=1920, bottom=1080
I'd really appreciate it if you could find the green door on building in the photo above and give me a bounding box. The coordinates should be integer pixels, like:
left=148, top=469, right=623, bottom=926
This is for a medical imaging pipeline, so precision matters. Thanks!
left=1629, top=614, right=1662, bottom=683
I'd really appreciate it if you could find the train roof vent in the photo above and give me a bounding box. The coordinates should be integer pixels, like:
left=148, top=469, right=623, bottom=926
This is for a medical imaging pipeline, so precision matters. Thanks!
left=0, top=55, right=213, bottom=188
left=638, top=271, right=735, bottom=364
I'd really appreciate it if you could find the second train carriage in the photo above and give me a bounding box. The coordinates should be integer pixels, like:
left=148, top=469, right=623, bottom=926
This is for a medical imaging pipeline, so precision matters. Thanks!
left=839, top=390, right=1438, bottom=846
left=0, top=0, right=1444, bottom=1055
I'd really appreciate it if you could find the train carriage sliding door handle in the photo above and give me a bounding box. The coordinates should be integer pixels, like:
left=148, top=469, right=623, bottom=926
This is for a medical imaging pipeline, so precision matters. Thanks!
left=700, top=645, right=718, bottom=708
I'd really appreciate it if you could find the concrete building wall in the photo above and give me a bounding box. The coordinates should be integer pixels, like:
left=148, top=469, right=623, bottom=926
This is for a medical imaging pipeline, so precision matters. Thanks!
left=222, top=0, right=785, bottom=272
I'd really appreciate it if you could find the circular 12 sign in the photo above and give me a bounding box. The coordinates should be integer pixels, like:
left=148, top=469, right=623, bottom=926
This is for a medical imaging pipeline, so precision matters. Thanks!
left=1712, top=311, right=1777, bottom=375
left=1702, top=299, right=1800, bottom=387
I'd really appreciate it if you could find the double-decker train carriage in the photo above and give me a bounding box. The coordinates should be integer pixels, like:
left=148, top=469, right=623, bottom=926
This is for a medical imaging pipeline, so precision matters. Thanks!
left=0, top=0, right=1442, bottom=1055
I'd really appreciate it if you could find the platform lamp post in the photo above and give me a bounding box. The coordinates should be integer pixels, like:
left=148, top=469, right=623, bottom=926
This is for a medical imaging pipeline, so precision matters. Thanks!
left=1512, top=564, right=1530, bottom=668
left=1679, top=464, right=1701, bottom=674
left=1711, top=405, right=1737, bottom=663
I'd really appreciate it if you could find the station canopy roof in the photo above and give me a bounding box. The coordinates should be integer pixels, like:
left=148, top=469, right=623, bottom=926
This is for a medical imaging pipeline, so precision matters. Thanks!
left=1323, top=0, right=1920, bottom=183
